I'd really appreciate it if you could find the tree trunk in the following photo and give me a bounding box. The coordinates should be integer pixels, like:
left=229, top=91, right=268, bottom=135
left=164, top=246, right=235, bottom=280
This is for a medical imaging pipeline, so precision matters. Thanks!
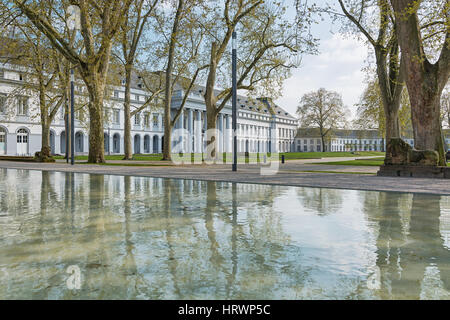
left=162, top=0, right=184, bottom=161
left=204, top=42, right=219, bottom=160
left=384, top=103, right=400, bottom=154
left=163, top=108, right=172, bottom=160
left=206, top=106, right=218, bottom=160
left=410, top=85, right=446, bottom=165
left=41, top=118, right=51, bottom=155
left=390, top=0, right=448, bottom=166
left=86, top=80, right=106, bottom=164
left=123, top=64, right=133, bottom=160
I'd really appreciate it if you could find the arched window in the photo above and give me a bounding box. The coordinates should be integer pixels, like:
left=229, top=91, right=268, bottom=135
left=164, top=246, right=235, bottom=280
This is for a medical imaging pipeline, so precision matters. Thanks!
left=60, top=131, right=66, bottom=154
left=134, top=135, right=141, bottom=154
left=75, top=132, right=84, bottom=152
left=144, top=135, right=150, bottom=153
left=113, top=133, right=120, bottom=153
left=153, top=135, right=159, bottom=153
left=16, top=128, right=29, bottom=155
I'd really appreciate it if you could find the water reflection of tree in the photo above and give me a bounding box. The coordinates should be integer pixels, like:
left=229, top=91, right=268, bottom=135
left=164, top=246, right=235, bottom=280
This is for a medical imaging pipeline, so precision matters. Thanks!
left=366, top=192, right=450, bottom=299
left=1, top=171, right=312, bottom=299
left=296, top=187, right=343, bottom=216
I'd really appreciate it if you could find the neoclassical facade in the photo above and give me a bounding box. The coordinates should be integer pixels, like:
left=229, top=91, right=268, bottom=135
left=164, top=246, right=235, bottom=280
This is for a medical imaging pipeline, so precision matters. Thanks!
left=295, top=128, right=450, bottom=153
left=0, top=63, right=298, bottom=156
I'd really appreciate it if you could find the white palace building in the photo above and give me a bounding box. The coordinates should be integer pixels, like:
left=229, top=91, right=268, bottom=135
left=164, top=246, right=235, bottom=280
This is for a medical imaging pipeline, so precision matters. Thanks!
left=0, top=63, right=298, bottom=157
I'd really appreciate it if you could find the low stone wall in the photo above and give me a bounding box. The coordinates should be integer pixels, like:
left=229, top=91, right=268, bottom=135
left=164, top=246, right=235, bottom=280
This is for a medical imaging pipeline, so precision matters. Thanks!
left=377, top=165, right=450, bottom=179
left=0, top=156, right=35, bottom=162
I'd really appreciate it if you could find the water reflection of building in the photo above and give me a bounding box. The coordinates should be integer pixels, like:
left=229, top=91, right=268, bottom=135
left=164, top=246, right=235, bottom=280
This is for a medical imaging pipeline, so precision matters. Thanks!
left=1, top=169, right=450, bottom=299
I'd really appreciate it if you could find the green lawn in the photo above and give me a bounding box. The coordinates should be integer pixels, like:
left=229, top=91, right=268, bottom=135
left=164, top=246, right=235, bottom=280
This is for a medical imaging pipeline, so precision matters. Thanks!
left=314, top=158, right=385, bottom=166
left=55, top=151, right=385, bottom=162
left=315, top=157, right=450, bottom=167
left=281, top=151, right=384, bottom=160
left=54, top=154, right=164, bottom=161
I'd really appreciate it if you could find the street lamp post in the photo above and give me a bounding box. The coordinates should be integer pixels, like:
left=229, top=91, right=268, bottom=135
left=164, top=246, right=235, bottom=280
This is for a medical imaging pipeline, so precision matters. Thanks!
left=65, top=100, right=69, bottom=163
left=232, top=31, right=237, bottom=172
left=70, top=69, right=75, bottom=165
left=68, top=4, right=80, bottom=166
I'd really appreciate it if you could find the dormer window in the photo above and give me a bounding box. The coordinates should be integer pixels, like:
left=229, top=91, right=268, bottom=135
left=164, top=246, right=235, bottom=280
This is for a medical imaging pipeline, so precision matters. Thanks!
left=121, top=79, right=126, bottom=85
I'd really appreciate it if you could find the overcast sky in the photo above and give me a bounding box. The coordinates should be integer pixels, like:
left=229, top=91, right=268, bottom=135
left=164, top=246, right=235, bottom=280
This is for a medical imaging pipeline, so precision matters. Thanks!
left=275, top=0, right=369, bottom=120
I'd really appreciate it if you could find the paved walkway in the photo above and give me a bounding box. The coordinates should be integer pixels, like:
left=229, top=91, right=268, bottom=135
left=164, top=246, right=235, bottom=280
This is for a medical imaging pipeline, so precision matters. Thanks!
left=1, top=159, right=449, bottom=195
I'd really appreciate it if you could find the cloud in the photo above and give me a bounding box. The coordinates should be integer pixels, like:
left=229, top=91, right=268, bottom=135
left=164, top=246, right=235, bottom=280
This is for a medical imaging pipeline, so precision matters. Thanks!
left=276, top=33, right=368, bottom=120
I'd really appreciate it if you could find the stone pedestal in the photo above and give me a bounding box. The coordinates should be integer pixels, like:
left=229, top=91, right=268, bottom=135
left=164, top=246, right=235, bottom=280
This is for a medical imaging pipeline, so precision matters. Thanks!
left=377, top=165, right=450, bottom=179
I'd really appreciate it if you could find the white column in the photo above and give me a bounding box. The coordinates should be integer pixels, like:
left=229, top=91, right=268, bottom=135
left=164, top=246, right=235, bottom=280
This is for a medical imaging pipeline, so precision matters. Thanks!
left=179, top=110, right=184, bottom=153
left=149, top=135, right=152, bottom=154
left=195, top=110, right=201, bottom=153
left=188, top=108, right=193, bottom=153
left=225, top=115, right=230, bottom=153
left=218, top=113, right=223, bottom=153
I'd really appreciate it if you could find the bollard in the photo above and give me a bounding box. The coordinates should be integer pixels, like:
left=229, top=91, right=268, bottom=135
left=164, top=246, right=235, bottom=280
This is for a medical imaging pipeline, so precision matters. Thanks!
left=281, top=155, right=285, bottom=164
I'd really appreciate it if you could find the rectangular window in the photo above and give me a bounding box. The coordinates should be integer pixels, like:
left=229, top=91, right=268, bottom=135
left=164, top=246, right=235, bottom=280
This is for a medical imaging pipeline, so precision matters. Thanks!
left=153, top=114, right=159, bottom=127
left=76, top=109, right=84, bottom=121
left=144, top=113, right=150, bottom=127
left=114, top=91, right=119, bottom=98
left=134, top=94, right=139, bottom=101
left=17, top=96, right=28, bottom=115
left=0, top=69, right=4, bottom=79
left=134, top=113, right=140, bottom=125
left=0, top=94, right=6, bottom=113
left=113, top=109, right=120, bottom=124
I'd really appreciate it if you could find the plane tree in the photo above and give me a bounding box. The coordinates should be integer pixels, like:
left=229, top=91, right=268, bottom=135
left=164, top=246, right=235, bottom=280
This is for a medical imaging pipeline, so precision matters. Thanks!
left=13, top=0, right=134, bottom=163
left=390, top=0, right=449, bottom=165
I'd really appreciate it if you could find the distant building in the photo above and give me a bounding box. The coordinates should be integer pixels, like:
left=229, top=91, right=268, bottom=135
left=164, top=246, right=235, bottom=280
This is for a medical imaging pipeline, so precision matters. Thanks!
left=296, top=128, right=450, bottom=153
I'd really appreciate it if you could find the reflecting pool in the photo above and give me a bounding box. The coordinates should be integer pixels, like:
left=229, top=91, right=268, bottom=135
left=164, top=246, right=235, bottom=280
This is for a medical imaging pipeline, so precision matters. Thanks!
left=0, top=168, right=449, bottom=299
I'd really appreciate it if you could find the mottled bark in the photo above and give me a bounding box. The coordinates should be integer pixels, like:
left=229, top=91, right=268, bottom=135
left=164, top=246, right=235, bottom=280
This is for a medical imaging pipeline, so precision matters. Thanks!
left=390, top=0, right=449, bottom=165
left=204, top=42, right=219, bottom=159
left=84, top=76, right=107, bottom=164
left=162, top=0, right=183, bottom=161
left=206, top=106, right=218, bottom=159
left=123, top=64, right=133, bottom=160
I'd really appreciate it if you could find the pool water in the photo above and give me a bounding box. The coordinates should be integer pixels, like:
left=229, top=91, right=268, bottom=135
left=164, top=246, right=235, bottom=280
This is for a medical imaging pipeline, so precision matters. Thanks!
left=0, top=169, right=449, bottom=299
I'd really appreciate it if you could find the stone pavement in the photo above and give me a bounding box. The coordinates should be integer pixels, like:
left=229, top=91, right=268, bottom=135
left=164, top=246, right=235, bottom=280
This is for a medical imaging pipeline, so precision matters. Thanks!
left=0, top=159, right=449, bottom=195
